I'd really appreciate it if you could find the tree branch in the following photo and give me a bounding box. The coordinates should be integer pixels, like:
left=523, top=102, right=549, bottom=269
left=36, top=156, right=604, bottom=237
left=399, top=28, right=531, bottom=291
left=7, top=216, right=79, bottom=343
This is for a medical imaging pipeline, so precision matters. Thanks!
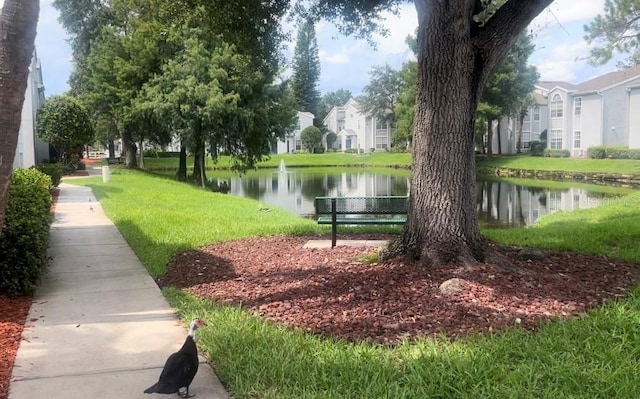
left=471, top=0, right=553, bottom=75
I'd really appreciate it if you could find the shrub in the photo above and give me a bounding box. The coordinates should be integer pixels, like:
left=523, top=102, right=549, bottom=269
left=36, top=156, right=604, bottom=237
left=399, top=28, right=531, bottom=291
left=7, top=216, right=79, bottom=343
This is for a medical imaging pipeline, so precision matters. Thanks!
left=628, top=149, right=640, bottom=159
left=36, top=161, right=64, bottom=187
left=587, top=146, right=632, bottom=159
left=605, top=146, right=630, bottom=159
left=587, top=146, right=606, bottom=159
left=529, top=141, right=545, bottom=156
left=543, top=148, right=571, bottom=158
left=144, top=148, right=160, bottom=158
left=0, top=168, right=53, bottom=295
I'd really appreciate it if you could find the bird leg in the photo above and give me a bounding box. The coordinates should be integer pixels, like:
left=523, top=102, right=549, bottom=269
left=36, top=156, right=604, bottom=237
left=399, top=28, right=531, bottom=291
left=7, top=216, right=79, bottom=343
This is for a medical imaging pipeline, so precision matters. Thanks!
left=178, top=387, right=195, bottom=398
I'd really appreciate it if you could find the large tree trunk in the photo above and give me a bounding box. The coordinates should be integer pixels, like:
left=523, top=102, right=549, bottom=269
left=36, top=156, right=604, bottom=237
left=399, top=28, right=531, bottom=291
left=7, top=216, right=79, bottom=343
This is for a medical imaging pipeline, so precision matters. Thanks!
left=176, top=144, right=187, bottom=181
left=190, top=121, right=206, bottom=188
left=0, top=0, right=40, bottom=229
left=398, top=0, right=552, bottom=267
left=122, top=129, right=137, bottom=167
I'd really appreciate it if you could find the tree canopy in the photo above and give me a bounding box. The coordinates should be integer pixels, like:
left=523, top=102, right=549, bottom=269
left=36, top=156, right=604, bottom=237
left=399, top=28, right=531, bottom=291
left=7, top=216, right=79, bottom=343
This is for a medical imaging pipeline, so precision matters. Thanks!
left=357, top=64, right=402, bottom=126
left=36, top=95, right=95, bottom=166
left=584, top=0, right=640, bottom=68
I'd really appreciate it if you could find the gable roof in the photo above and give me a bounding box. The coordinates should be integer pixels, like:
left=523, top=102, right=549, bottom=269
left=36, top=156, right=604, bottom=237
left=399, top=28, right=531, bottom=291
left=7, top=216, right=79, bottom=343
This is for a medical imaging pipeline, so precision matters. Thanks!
left=536, top=81, right=578, bottom=92
left=573, top=64, right=640, bottom=93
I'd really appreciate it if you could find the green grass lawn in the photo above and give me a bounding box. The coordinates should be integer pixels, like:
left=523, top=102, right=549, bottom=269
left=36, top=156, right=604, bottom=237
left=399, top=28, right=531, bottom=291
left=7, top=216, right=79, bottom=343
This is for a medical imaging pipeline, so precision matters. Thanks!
left=71, top=168, right=640, bottom=398
left=477, top=155, right=640, bottom=175
left=133, top=152, right=640, bottom=176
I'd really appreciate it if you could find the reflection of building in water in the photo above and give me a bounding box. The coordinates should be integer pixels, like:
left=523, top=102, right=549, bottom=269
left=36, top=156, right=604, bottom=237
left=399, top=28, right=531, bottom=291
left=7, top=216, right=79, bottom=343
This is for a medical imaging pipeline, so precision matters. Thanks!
left=477, top=180, right=613, bottom=227
left=218, top=170, right=409, bottom=217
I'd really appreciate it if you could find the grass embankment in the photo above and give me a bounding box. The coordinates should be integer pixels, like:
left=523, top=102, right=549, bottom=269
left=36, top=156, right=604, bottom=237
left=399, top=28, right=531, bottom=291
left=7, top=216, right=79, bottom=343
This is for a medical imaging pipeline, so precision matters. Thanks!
left=71, top=166, right=640, bottom=398
left=477, top=155, right=640, bottom=175
left=140, top=152, right=413, bottom=170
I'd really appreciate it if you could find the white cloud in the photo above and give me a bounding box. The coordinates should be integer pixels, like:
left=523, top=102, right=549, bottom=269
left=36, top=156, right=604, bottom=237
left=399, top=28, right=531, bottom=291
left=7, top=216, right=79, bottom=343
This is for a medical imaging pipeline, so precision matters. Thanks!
left=373, top=4, right=417, bottom=55
left=319, top=49, right=349, bottom=65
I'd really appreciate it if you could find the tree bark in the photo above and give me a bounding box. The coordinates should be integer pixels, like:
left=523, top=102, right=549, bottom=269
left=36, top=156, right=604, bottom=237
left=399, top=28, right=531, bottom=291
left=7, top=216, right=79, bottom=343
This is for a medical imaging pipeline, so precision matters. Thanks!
left=0, top=0, right=40, bottom=229
left=176, top=144, right=187, bottom=181
left=190, top=121, right=206, bottom=188
left=399, top=0, right=552, bottom=267
left=122, top=129, right=137, bottom=167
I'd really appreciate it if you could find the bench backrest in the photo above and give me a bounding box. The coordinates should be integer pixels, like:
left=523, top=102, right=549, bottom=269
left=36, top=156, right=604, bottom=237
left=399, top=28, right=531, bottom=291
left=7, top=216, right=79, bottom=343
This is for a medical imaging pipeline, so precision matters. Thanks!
left=315, top=196, right=408, bottom=215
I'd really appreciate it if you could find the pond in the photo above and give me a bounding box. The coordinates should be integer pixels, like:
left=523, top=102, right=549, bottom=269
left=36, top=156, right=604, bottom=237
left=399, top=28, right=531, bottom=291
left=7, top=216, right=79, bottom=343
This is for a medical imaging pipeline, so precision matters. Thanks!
left=204, top=166, right=630, bottom=228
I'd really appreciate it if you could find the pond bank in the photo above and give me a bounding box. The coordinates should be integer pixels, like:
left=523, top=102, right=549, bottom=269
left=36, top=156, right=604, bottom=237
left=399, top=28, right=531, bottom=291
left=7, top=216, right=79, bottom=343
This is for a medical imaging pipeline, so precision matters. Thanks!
left=477, top=167, right=640, bottom=187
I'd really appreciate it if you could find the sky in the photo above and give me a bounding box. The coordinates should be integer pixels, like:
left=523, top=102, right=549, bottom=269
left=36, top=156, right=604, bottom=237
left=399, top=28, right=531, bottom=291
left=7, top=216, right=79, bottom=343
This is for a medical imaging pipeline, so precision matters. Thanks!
left=32, top=0, right=620, bottom=98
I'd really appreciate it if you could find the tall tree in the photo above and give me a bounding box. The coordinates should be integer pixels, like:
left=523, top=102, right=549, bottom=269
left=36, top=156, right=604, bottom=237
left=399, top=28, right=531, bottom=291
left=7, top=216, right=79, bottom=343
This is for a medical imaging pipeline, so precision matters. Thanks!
left=0, top=0, right=40, bottom=229
left=291, top=19, right=321, bottom=124
left=303, top=0, right=553, bottom=266
left=357, top=64, right=402, bottom=125
left=584, top=0, right=640, bottom=67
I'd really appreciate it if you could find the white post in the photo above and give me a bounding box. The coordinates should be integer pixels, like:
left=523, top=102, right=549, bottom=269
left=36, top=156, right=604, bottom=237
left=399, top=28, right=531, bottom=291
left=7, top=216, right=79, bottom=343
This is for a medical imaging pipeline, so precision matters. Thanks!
left=102, top=165, right=110, bottom=183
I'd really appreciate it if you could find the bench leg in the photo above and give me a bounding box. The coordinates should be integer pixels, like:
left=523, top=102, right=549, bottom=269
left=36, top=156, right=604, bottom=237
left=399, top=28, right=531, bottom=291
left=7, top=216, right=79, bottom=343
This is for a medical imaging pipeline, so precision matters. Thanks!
left=331, top=199, right=337, bottom=248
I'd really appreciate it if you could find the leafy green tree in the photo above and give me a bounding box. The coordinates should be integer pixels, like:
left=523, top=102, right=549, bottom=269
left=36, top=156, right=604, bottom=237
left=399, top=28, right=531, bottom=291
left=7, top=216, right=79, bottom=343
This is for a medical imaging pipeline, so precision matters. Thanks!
left=318, top=89, right=353, bottom=121
left=0, top=0, right=40, bottom=228
left=36, top=95, right=95, bottom=167
left=300, top=125, right=323, bottom=153
left=392, top=33, right=418, bottom=149
left=357, top=64, right=402, bottom=125
left=291, top=19, right=321, bottom=124
left=478, top=31, right=538, bottom=157
left=584, top=0, right=640, bottom=67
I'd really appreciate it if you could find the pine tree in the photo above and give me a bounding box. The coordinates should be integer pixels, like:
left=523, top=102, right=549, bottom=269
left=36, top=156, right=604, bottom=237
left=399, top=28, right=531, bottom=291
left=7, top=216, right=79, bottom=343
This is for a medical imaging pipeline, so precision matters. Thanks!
left=291, top=19, right=321, bottom=124
left=584, top=0, right=640, bottom=67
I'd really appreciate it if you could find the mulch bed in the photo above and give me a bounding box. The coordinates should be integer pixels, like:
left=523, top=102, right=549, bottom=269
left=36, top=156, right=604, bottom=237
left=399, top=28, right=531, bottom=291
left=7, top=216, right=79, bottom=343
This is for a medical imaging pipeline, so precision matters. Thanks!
left=0, top=296, right=32, bottom=399
left=158, top=235, right=640, bottom=344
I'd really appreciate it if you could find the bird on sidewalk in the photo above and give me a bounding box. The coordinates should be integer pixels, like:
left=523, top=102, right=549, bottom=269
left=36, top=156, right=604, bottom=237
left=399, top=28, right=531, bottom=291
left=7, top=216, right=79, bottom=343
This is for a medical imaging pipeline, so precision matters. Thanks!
left=144, top=318, right=207, bottom=398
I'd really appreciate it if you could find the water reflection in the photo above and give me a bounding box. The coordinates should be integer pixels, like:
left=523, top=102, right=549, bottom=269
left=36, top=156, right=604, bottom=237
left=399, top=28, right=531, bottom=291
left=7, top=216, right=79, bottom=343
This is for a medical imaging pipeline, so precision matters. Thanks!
left=207, top=168, right=625, bottom=227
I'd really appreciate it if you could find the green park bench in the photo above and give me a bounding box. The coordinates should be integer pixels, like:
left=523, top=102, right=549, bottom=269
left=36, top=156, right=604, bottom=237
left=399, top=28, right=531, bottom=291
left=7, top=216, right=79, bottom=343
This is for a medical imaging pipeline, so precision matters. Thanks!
left=107, top=157, right=122, bottom=165
left=314, top=196, right=408, bottom=247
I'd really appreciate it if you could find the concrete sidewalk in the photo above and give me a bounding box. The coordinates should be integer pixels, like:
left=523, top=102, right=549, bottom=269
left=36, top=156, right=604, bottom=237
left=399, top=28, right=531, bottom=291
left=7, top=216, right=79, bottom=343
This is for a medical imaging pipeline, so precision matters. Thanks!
left=9, top=183, right=229, bottom=399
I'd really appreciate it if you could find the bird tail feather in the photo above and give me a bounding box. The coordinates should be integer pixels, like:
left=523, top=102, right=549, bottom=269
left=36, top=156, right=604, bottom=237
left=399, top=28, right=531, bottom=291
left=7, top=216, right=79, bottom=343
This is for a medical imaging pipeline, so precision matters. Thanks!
left=143, top=383, right=159, bottom=393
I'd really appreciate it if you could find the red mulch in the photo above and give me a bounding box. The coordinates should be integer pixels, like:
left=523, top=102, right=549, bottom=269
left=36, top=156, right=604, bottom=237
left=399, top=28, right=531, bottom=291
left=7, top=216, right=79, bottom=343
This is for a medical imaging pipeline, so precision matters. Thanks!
left=0, top=296, right=32, bottom=399
left=159, top=235, right=640, bottom=344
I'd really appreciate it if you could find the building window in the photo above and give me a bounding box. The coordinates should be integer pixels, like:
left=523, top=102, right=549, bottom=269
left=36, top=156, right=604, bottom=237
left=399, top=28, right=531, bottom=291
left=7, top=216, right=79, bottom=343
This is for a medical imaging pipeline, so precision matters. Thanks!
left=550, top=129, right=563, bottom=149
left=375, top=136, right=388, bottom=149
left=550, top=94, right=563, bottom=118
left=522, top=131, right=531, bottom=151
left=574, top=97, right=582, bottom=116
left=573, top=130, right=581, bottom=149
left=533, top=106, right=540, bottom=121
left=296, top=119, right=301, bottom=130
left=295, top=139, right=301, bottom=151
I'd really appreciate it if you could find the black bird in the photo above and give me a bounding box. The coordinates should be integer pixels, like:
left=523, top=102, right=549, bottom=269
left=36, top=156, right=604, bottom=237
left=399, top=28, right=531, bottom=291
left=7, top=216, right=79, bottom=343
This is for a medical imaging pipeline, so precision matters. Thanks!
left=144, top=318, right=207, bottom=398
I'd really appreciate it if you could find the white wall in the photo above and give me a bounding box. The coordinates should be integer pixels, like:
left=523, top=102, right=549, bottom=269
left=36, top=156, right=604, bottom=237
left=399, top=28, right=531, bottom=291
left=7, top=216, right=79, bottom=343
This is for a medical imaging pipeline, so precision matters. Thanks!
left=13, top=51, right=46, bottom=168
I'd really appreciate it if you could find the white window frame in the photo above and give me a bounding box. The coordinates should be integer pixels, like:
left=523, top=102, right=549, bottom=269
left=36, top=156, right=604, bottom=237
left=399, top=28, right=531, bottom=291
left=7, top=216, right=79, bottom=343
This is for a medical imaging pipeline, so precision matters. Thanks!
left=550, top=129, right=563, bottom=150
left=573, top=130, right=582, bottom=149
left=574, top=97, right=582, bottom=116
left=550, top=94, right=563, bottom=118
left=533, top=106, right=540, bottom=121
left=375, top=136, right=388, bottom=149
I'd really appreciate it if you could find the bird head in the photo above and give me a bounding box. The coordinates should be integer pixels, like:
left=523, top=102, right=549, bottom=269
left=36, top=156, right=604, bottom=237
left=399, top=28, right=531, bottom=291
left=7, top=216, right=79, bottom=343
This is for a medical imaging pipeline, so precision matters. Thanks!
left=188, top=318, right=207, bottom=338
left=191, top=318, right=207, bottom=329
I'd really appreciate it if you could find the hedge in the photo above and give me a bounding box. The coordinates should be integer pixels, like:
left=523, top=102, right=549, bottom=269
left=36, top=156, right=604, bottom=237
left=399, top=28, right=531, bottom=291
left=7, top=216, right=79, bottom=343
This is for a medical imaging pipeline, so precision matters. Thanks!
left=0, top=168, right=53, bottom=295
